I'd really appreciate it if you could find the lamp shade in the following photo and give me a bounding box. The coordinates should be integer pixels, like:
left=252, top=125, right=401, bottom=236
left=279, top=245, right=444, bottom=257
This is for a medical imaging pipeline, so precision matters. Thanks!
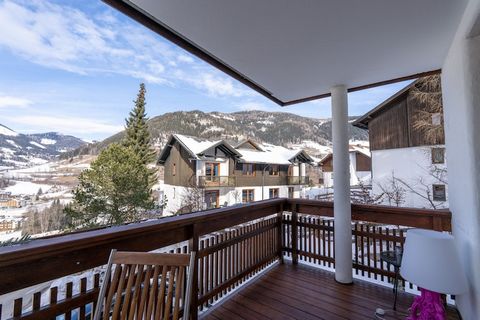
left=400, top=229, right=467, bottom=295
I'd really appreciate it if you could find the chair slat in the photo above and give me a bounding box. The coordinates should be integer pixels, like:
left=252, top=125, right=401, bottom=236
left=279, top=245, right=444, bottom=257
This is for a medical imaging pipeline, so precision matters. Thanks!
left=111, top=264, right=129, bottom=319
left=128, top=264, right=144, bottom=320
left=163, top=267, right=177, bottom=320
left=146, top=265, right=161, bottom=320
left=137, top=265, right=153, bottom=319
left=173, top=266, right=185, bottom=320
left=155, top=266, right=168, bottom=320
left=104, top=265, right=122, bottom=320
left=121, top=264, right=138, bottom=320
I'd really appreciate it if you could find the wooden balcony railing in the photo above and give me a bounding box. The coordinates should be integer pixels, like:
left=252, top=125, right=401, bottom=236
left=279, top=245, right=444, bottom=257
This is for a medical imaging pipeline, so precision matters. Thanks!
left=0, top=199, right=451, bottom=320
left=197, top=176, right=236, bottom=187
left=287, top=176, right=309, bottom=185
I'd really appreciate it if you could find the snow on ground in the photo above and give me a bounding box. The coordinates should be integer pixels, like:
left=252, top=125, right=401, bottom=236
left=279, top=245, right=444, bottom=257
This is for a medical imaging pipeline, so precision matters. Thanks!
left=4, top=181, right=52, bottom=196
left=205, top=126, right=225, bottom=133
left=40, top=138, right=56, bottom=145
left=257, top=120, right=273, bottom=125
left=0, top=125, right=18, bottom=136
left=29, top=141, right=46, bottom=149
left=0, top=147, right=15, bottom=156
left=6, top=140, right=21, bottom=149
left=0, top=230, right=22, bottom=242
left=211, top=114, right=235, bottom=121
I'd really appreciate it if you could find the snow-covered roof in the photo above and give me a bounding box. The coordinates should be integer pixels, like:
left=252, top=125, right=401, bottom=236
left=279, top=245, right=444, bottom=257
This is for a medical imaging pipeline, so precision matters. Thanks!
left=239, top=143, right=311, bottom=165
left=158, top=134, right=313, bottom=165
left=174, top=134, right=221, bottom=156
left=349, top=142, right=371, bottom=157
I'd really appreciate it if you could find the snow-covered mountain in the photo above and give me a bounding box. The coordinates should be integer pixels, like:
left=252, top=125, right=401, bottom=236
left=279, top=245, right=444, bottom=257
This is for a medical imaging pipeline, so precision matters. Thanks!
left=65, top=110, right=368, bottom=159
left=0, top=124, right=87, bottom=169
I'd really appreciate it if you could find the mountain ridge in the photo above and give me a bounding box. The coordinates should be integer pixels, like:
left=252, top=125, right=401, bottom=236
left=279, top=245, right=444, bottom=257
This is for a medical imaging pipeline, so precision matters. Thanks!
left=64, top=110, right=368, bottom=159
left=0, top=126, right=87, bottom=169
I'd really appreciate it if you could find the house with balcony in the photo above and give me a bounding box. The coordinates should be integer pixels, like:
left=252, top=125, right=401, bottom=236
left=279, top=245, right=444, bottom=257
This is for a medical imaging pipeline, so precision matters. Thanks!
left=1, top=1, right=480, bottom=319
left=157, top=134, right=313, bottom=214
left=353, top=79, right=448, bottom=209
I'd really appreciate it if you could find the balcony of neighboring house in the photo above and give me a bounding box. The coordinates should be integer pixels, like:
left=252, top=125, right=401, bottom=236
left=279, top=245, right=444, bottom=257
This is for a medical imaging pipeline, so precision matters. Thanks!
left=287, top=175, right=310, bottom=185
left=0, top=199, right=460, bottom=320
left=197, top=175, right=236, bottom=188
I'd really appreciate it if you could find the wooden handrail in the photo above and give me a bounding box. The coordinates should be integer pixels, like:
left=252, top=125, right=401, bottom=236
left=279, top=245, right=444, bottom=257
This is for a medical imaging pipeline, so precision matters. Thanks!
left=286, top=199, right=451, bottom=231
left=0, top=198, right=451, bottom=296
left=0, top=199, right=284, bottom=295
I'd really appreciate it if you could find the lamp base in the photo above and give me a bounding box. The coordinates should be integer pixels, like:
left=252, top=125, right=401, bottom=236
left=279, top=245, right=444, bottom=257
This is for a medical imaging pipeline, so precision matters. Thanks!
left=407, top=288, right=446, bottom=320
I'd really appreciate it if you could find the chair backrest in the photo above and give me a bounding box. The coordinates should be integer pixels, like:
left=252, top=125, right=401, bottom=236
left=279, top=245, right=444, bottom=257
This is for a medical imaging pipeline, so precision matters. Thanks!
left=93, top=250, right=196, bottom=320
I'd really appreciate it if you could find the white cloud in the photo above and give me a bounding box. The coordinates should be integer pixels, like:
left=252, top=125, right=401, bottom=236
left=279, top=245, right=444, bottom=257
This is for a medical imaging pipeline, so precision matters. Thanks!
left=0, top=0, right=255, bottom=98
left=0, top=95, right=33, bottom=108
left=12, top=115, right=123, bottom=135
left=177, top=54, right=194, bottom=64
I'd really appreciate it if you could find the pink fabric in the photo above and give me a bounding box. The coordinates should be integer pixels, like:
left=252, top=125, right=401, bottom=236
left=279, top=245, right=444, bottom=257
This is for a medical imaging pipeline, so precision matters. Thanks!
left=407, top=288, right=446, bottom=320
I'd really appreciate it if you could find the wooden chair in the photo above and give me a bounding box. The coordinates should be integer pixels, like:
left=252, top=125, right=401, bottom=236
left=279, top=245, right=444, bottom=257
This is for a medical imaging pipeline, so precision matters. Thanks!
left=93, top=250, right=196, bottom=320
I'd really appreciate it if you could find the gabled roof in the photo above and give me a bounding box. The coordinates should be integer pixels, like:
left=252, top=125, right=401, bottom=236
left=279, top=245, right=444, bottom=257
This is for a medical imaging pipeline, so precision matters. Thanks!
left=318, top=145, right=371, bottom=166
left=235, top=139, right=263, bottom=151
left=158, top=134, right=241, bottom=164
left=352, top=80, right=419, bottom=129
left=158, top=135, right=313, bottom=165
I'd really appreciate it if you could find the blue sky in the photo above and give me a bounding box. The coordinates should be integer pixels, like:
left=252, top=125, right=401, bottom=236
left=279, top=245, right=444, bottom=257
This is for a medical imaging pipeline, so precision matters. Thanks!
left=0, top=0, right=411, bottom=141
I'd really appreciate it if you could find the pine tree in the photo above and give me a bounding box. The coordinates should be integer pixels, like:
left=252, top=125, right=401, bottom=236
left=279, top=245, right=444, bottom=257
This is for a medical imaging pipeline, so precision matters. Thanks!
left=65, top=143, right=155, bottom=228
left=124, top=83, right=156, bottom=165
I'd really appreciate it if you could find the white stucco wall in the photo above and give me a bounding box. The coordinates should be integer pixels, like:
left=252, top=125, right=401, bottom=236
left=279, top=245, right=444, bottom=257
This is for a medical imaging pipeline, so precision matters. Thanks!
left=371, top=146, right=448, bottom=209
left=160, top=184, right=304, bottom=215
left=441, top=1, right=480, bottom=317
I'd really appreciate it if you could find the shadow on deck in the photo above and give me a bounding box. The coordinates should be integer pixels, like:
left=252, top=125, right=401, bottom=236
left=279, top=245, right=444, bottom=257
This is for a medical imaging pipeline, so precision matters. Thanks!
left=200, top=262, right=459, bottom=320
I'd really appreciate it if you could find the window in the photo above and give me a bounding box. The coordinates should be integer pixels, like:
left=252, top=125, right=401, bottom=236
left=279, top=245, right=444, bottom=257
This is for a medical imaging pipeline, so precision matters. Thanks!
left=431, top=148, right=445, bottom=164
left=432, top=184, right=446, bottom=201
left=269, top=188, right=279, bottom=199
left=288, top=187, right=294, bottom=198
left=269, top=165, right=279, bottom=176
left=205, top=190, right=219, bottom=209
left=242, top=189, right=255, bottom=203
left=172, top=163, right=176, bottom=176
left=242, top=163, right=255, bottom=176
left=205, top=162, right=219, bottom=177
left=431, top=113, right=442, bottom=126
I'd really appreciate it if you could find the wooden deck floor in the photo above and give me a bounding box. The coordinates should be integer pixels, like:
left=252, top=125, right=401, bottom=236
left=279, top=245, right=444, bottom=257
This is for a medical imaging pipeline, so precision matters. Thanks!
left=200, top=263, right=460, bottom=320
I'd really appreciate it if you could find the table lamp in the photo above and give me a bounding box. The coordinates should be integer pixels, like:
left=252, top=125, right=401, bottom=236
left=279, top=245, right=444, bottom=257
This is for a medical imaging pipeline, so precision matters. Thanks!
left=400, top=229, right=467, bottom=320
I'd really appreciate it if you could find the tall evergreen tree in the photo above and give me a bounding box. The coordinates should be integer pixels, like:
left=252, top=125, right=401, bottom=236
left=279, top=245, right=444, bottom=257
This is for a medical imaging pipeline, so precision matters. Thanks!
left=65, top=143, right=155, bottom=228
left=123, top=83, right=156, bottom=165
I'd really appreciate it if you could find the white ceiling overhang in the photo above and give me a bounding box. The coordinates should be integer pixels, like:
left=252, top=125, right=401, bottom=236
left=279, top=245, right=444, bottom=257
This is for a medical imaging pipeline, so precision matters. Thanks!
left=104, top=0, right=467, bottom=106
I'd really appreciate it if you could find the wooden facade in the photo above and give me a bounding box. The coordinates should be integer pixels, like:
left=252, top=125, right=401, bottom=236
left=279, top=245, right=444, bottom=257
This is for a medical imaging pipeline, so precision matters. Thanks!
left=354, top=82, right=445, bottom=151
left=160, top=135, right=311, bottom=188
left=163, top=141, right=196, bottom=187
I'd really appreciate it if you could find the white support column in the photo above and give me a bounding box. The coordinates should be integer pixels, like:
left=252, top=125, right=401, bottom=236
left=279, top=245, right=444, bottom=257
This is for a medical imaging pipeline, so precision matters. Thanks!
left=331, top=85, right=353, bottom=284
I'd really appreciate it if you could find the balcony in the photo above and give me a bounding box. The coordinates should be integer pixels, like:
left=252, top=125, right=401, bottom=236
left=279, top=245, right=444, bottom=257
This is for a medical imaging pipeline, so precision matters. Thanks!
left=287, top=176, right=309, bottom=185
left=0, top=199, right=459, bottom=319
left=197, top=176, right=236, bottom=188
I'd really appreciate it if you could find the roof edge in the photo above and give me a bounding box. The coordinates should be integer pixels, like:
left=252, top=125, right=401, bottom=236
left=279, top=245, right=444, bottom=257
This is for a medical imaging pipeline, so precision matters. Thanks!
left=102, top=0, right=441, bottom=107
